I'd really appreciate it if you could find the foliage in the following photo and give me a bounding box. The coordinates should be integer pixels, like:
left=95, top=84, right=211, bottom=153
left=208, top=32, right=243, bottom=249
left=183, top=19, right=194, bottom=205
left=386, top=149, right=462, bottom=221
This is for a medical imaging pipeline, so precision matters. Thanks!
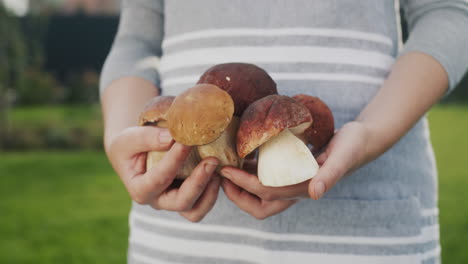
left=65, top=70, right=100, bottom=104
left=15, top=69, right=64, bottom=105
left=0, top=4, right=27, bottom=88
left=20, top=14, right=50, bottom=68
left=0, top=3, right=28, bottom=149
left=0, top=3, right=58, bottom=107
left=0, top=7, right=111, bottom=107
left=6, top=105, right=103, bottom=150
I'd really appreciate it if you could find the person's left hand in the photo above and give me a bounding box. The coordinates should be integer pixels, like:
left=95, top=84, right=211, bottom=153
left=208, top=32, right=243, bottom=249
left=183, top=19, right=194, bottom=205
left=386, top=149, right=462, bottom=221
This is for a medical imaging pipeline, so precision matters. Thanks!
left=220, top=159, right=308, bottom=220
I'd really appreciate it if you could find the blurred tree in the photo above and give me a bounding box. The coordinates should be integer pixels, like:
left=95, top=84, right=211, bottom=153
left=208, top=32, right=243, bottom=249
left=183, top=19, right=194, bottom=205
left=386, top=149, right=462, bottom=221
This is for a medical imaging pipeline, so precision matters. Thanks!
left=20, top=15, right=50, bottom=68
left=14, top=14, right=65, bottom=105
left=0, top=3, right=27, bottom=149
left=65, top=69, right=100, bottom=103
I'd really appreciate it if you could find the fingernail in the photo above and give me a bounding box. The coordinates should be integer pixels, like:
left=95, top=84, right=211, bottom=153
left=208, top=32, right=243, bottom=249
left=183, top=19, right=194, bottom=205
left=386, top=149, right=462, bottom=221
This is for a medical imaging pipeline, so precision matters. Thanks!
left=159, top=130, right=172, bottom=144
left=204, top=161, right=218, bottom=174
left=315, top=181, right=326, bottom=199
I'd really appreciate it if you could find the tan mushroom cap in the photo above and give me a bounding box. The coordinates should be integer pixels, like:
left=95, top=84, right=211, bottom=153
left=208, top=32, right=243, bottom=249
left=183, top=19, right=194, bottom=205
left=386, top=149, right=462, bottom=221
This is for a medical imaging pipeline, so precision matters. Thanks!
left=139, top=96, right=175, bottom=126
left=197, top=63, right=278, bottom=116
left=293, top=94, right=335, bottom=150
left=166, top=84, right=234, bottom=146
left=237, top=95, right=313, bottom=158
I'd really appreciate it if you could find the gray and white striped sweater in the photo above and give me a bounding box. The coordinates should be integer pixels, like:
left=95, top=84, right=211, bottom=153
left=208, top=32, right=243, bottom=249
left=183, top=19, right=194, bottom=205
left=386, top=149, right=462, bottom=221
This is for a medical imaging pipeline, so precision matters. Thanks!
left=100, top=0, right=468, bottom=263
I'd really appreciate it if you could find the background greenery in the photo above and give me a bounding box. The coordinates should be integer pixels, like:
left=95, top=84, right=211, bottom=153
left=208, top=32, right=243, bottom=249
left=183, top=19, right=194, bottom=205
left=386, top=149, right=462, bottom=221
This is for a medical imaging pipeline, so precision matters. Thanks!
left=5, top=105, right=102, bottom=149
left=1, top=104, right=467, bottom=263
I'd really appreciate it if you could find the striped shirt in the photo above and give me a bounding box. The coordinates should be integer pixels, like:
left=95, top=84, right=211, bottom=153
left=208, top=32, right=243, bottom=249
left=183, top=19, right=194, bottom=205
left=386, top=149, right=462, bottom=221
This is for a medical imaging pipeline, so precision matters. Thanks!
left=100, top=0, right=468, bottom=263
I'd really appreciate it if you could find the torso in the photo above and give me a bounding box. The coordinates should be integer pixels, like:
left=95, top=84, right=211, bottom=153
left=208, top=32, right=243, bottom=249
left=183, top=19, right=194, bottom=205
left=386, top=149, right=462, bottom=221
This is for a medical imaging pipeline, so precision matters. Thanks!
left=129, top=1, right=441, bottom=263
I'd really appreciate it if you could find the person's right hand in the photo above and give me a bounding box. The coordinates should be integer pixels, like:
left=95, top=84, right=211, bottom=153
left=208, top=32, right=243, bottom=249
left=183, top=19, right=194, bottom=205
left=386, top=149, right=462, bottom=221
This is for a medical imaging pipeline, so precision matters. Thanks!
left=106, top=126, right=221, bottom=222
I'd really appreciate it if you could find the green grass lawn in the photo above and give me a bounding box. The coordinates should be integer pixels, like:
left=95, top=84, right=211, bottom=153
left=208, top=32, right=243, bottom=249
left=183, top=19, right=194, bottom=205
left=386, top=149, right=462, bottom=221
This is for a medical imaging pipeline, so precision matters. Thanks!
left=0, top=152, right=130, bottom=264
left=0, top=104, right=467, bottom=263
left=427, top=105, right=468, bottom=263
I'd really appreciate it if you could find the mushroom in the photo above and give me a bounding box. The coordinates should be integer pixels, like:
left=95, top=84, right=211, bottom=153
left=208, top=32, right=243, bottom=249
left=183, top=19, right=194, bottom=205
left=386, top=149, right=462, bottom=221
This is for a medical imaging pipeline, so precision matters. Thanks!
left=197, top=62, right=278, bottom=116
left=237, top=95, right=319, bottom=187
left=166, top=84, right=241, bottom=168
left=293, top=94, right=335, bottom=152
left=161, top=63, right=278, bottom=169
left=139, top=96, right=200, bottom=179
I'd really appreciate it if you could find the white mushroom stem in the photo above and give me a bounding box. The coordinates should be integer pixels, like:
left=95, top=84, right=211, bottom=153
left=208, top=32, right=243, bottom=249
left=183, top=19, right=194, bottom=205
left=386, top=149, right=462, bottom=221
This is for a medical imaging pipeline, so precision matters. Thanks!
left=146, top=151, right=165, bottom=172
left=257, top=129, right=318, bottom=187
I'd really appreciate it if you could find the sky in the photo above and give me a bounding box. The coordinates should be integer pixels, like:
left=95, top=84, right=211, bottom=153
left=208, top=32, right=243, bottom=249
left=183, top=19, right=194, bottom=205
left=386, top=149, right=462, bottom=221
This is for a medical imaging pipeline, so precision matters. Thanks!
left=2, top=0, right=29, bottom=16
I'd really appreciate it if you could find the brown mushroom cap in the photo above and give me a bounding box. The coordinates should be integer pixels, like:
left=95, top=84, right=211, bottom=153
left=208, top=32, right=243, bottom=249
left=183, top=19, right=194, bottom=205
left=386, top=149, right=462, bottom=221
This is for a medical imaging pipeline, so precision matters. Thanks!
left=139, top=96, right=175, bottom=126
left=197, top=63, right=278, bottom=116
left=166, top=84, right=234, bottom=146
left=293, top=94, right=335, bottom=150
left=237, top=95, right=313, bottom=158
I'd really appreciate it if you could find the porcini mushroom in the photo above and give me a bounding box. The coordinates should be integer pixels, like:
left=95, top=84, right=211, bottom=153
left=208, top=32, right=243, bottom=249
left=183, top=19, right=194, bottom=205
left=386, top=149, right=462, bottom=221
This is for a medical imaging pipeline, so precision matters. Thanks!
left=237, top=95, right=319, bottom=187
left=139, top=96, right=200, bottom=179
left=293, top=94, right=335, bottom=151
left=166, top=84, right=241, bottom=168
left=197, top=63, right=278, bottom=116
left=194, top=63, right=278, bottom=168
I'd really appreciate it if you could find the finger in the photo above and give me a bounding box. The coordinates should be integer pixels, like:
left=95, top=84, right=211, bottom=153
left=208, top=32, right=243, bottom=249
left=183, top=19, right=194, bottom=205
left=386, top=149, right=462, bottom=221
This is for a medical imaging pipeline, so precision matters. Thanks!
left=221, top=178, right=262, bottom=209
left=316, top=152, right=328, bottom=165
left=129, top=143, right=192, bottom=204
left=222, top=179, right=296, bottom=220
left=221, top=167, right=308, bottom=201
left=180, top=175, right=221, bottom=222
left=308, top=146, right=353, bottom=200
left=220, top=167, right=263, bottom=196
left=153, top=158, right=218, bottom=211
left=116, top=126, right=174, bottom=157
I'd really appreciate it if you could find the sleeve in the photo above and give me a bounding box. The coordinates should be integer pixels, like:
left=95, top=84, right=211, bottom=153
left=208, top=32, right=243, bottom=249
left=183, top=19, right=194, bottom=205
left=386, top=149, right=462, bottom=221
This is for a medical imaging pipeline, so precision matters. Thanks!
left=99, top=0, right=164, bottom=95
left=400, top=0, right=468, bottom=93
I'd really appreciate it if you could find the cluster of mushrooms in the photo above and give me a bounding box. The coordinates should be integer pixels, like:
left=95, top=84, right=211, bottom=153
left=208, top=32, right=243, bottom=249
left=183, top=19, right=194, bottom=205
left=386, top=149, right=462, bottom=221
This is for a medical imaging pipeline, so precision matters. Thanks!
left=139, top=63, right=334, bottom=187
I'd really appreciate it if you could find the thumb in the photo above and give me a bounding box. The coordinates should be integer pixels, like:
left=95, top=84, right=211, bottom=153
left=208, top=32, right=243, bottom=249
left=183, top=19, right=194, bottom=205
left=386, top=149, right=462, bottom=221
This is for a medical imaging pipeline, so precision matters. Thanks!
left=115, top=126, right=174, bottom=157
left=308, top=146, right=355, bottom=200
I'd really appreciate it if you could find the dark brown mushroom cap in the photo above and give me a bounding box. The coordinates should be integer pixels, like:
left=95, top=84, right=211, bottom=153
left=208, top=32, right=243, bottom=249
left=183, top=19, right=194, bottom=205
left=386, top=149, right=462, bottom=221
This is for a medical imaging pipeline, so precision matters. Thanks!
left=166, top=84, right=234, bottom=146
left=139, top=96, right=175, bottom=126
left=197, top=63, right=278, bottom=116
left=237, top=95, right=312, bottom=158
left=293, top=94, right=335, bottom=150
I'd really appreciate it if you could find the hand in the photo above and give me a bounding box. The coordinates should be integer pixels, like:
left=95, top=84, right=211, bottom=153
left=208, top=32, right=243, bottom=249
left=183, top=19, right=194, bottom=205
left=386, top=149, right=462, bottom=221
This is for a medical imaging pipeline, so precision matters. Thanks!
left=220, top=159, right=302, bottom=220
left=308, top=121, right=371, bottom=200
left=106, top=126, right=220, bottom=222
left=221, top=121, right=372, bottom=220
